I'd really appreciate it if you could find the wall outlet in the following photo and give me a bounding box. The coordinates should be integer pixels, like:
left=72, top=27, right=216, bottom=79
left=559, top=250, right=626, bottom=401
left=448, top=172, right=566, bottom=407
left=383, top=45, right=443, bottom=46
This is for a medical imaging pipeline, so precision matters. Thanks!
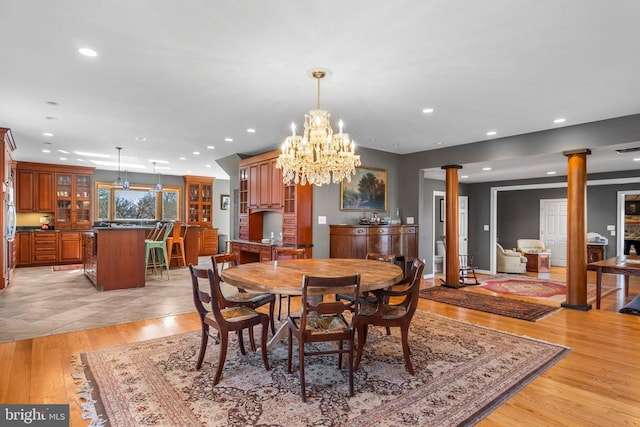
left=483, top=224, right=489, bottom=231
left=406, top=217, right=414, bottom=224
left=318, top=215, right=327, bottom=225
left=611, top=230, right=616, bottom=236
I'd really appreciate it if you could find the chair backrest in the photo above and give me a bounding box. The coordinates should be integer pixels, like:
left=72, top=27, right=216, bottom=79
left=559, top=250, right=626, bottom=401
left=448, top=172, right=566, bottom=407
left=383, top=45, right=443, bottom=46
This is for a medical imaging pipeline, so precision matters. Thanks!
left=189, top=264, right=227, bottom=324
left=275, top=247, right=307, bottom=260
left=459, top=254, right=474, bottom=269
left=299, top=274, right=360, bottom=335
left=146, top=222, right=163, bottom=240
left=159, top=222, right=174, bottom=243
left=212, top=253, right=239, bottom=275
left=393, top=258, right=425, bottom=318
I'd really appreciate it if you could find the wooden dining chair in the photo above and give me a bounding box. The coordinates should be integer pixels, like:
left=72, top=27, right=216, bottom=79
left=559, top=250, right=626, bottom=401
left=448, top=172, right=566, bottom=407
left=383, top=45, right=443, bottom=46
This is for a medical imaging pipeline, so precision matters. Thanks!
left=212, top=253, right=276, bottom=335
left=354, top=258, right=424, bottom=375
left=189, top=264, right=270, bottom=386
left=274, top=247, right=307, bottom=320
left=287, top=273, right=361, bottom=402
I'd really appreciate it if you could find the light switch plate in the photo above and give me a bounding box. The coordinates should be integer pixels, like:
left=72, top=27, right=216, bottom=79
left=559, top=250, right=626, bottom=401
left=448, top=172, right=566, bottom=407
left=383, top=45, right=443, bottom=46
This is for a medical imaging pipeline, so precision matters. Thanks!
left=611, top=230, right=616, bottom=236
left=406, top=217, right=414, bottom=224
left=483, top=225, right=489, bottom=231
left=607, top=225, right=615, bottom=231
left=318, top=215, right=326, bottom=225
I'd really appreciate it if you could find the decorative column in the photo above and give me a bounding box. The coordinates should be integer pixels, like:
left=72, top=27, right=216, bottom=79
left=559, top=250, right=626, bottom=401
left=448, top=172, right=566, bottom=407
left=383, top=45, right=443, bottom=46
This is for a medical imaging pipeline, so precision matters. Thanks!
left=561, top=149, right=591, bottom=310
left=441, top=165, right=463, bottom=288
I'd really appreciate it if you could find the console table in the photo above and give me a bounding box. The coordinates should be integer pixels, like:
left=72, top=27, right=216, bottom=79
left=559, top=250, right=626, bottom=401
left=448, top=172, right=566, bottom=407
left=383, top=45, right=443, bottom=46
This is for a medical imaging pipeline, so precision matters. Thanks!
left=524, top=252, right=550, bottom=273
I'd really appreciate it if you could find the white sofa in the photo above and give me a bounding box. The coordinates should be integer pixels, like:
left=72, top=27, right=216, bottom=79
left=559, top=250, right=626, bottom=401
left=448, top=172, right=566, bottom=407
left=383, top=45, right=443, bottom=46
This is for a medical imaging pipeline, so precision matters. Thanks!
left=497, top=243, right=528, bottom=273
left=516, top=239, right=550, bottom=254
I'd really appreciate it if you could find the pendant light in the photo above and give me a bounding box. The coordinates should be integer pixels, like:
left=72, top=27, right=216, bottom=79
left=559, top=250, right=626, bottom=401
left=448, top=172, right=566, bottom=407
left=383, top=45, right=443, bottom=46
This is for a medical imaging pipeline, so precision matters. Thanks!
left=122, top=169, right=130, bottom=190
left=150, top=162, right=163, bottom=193
left=114, top=147, right=123, bottom=186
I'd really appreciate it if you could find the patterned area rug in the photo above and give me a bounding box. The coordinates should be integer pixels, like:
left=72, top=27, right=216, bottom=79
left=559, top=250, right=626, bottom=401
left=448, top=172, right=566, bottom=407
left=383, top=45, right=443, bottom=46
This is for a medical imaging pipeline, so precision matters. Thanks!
left=73, top=311, right=570, bottom=427
left=474, top=274, right=619, bottom=305
left=419, top=287, right=560, bottom=321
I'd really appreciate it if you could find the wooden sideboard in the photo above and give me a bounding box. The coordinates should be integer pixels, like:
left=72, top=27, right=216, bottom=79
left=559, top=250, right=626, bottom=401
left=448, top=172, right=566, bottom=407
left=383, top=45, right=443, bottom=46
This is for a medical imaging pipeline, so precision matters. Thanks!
left=587, top=244, right=607, bottom=263
left=329, top=225, right=419, bottom=261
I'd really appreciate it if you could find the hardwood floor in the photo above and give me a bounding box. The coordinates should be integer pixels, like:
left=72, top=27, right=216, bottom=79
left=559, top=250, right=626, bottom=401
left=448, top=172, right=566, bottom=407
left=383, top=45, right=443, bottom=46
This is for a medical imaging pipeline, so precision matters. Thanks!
left=1, top=267, right=639, bottom=426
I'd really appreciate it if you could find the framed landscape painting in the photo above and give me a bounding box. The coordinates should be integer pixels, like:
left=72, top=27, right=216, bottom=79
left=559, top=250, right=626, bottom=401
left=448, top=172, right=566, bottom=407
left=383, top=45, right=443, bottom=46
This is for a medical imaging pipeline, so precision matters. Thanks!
left=340, top=166, right=387, bottom=211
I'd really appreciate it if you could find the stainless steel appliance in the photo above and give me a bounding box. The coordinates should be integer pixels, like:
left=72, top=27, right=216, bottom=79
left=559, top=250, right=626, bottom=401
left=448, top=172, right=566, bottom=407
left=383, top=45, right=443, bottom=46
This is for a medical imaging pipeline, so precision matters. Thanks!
left=3, top=172, right=16, bottom=286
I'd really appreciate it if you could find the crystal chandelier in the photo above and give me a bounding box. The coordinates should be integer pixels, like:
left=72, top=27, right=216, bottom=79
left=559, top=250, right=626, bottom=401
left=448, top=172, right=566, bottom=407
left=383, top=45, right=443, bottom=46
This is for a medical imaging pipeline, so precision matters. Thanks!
left=276, top=70, right=361, bottom=186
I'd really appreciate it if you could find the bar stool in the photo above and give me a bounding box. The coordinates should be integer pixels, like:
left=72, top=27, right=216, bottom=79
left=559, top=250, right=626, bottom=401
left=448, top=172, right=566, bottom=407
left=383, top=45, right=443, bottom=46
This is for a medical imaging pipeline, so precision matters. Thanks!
left=145, top=222, right=174, bottom=279
left=167, top=222, right=188, bottom=267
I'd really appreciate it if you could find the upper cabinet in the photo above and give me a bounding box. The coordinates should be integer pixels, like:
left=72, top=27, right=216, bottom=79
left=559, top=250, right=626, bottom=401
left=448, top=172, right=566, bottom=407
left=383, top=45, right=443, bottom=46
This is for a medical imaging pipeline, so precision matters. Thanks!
left=16, top=163, right=94, bottom=228
left=184, top=175, right=214, bottom=228
left=16, top=167, right=54, bottom=212
left=55, top=171, right=92, bottom=229
left=243, top=154, right=283, bottom=211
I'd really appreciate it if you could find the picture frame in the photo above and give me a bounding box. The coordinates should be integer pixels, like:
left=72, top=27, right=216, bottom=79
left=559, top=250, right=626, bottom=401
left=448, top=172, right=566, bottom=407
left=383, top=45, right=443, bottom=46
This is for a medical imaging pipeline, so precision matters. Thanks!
left=440, top=199, right=445, bottom=222
left=220, top=194, right=230, bottom=210
left=340, top=166, right=387, bottom=211
left=625, top=200, right=639, bottom=216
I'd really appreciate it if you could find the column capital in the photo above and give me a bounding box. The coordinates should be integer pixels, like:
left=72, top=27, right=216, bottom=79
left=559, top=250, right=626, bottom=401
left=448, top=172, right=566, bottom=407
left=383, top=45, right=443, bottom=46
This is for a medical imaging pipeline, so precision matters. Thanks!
left=563, top=149, right=591, bottom=157
left=441, top=164, right=463, bottom=170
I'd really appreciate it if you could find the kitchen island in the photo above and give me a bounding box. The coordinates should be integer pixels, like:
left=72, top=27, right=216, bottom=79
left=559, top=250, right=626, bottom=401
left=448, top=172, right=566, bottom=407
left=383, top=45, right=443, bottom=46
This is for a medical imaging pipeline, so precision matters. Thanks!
left=83, top=227, right=148, bottom=291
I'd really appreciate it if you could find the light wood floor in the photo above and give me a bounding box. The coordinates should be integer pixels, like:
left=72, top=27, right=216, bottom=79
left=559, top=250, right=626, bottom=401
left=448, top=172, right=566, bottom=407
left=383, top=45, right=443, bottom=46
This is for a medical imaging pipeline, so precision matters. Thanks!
left=1, top=267, right=639, bottom=426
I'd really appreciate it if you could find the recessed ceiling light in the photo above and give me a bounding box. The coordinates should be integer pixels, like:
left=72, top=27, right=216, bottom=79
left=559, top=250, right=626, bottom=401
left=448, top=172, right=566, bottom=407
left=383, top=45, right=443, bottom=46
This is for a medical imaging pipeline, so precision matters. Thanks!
left=45, top=101, right=59, bottom=106
left=207, top=145, right=215, bottom=150
left=547, top=171, right=557, bottom=175
left=392, top=143, right=399, bottom=147
left=42, top=149, right=51, bottom=153
left=135, top=137, right=147, bottom=141
left=482, top=167, right=492, bottom=171
left=43, top=132, right=53, bottom=137
left=460, top=175, right=469, bottom=179
left=59, top=157, right=68, bottom=161
left=246, top=128, right=256, bottom=133
left=45, top=116, right=57, bottom=120
left=633, top=158, right=640, bottom=162
left=58, top=149, right=69, bottom=154
left=78, top=47, right=98, bottom=57
left=193, top=151, right=200, bottom=155
left=205, top=164, right=212, bottom=168
left=434, top=142, right=444, bottom=145
left=179, top=157, right=186, bottom=160
left=554, top=118, right=566, bottom=124
left=422, top=108, right=434, bottom=114
left=224, top=138, right=233, bottom=142
left=486, top=131, right=497, bottom=136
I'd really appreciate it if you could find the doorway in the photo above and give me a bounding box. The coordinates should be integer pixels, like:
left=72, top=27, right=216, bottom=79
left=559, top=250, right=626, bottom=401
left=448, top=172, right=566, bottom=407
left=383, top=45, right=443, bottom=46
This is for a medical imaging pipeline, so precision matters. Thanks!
left=431, top=192, right=468, bottom=277
left=540, top=198, right=567, bottom=267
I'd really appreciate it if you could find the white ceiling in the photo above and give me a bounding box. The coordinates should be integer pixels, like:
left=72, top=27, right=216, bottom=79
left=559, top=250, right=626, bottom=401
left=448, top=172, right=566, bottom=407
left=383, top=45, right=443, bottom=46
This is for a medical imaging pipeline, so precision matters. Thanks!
left=1, top=1, right=640, bottom=182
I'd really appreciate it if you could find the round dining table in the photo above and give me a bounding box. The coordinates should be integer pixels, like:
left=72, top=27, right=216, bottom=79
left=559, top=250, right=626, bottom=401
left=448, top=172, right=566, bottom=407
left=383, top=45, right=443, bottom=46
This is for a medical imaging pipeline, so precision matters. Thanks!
left=221, top=258, right=403, bottom=349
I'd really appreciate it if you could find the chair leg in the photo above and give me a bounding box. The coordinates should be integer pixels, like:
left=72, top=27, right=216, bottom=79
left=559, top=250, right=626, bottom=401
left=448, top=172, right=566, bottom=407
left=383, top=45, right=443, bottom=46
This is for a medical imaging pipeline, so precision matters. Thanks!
left=268, top=300, right=275, bottom=335
left=260, top=318, right=270, bottom=371
left=162, top=248, right=170, bottom=279
left=196, top=325, right=209, bottom=369
left=178, top=241, right=186, bottom=267
left=298, top=338, right=306, bottom=402
left=287, top=326, right=293, bottom=374
left=277, top=295, right=284, bottom=321
left=354, top=325, right=368, bottom=371
left=286, top=296, right=292, bottom=318
left=348, top=335, right=354, bottom=397
left=213, top=331, right=228, bottom=386
left=337, top=340, right=343, bottom=369
left=400, top=325, right=414, bottom=375
left=237, top=330, right=246, bottom=355
left=248, top=326, right=256, bottom=352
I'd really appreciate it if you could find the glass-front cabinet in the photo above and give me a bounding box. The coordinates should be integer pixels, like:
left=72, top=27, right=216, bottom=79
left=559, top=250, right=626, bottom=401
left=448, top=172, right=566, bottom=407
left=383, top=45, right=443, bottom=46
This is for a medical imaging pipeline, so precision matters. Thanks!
left=184, top=176, right=214, bottom=228
left=55, top=172, right=92, bottom=229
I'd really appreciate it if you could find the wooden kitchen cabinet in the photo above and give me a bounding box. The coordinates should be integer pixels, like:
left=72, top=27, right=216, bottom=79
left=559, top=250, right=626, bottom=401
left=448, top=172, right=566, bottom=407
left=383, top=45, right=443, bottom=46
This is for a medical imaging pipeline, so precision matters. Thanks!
left=16, top=232, right=31, bottom=266
left=238, top=149, right=313, bottom=259
left=58, top=231, right=82, bottom=263
left=184, top=175, right=214, bottom=228
left=55, top=172, right=92, bottom=229
left=198, top=228, right=219, bottom=255
left=32, top=232, right=57, bottom=264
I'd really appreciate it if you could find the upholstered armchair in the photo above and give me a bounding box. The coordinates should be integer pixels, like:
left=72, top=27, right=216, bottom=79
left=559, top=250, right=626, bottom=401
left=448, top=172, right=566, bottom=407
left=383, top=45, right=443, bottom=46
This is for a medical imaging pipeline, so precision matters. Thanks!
left=516, top=239, right=550, bottom=254
left=497, top=243, right=528, bottom=273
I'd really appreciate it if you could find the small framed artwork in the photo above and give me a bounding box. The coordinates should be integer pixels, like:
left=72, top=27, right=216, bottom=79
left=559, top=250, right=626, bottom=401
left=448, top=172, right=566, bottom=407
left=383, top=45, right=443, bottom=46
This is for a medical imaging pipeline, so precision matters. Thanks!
left=340, top=166, right=387, bottom=211
left=220, top=194, right=230, bottom=210
left=440, top=199, right=445, bottom=222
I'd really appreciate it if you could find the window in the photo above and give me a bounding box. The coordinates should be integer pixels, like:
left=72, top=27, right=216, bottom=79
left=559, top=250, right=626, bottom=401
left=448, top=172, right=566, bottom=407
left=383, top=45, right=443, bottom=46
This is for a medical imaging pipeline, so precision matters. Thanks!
left=95, top=182, right=181, bottom=222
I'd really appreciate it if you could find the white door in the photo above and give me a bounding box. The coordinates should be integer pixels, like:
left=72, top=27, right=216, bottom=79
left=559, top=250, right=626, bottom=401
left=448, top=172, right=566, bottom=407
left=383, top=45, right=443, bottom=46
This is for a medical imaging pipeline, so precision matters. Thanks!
left=540, top=199, right=567, bottom=266
left=459, top=196, right=469, bottom=255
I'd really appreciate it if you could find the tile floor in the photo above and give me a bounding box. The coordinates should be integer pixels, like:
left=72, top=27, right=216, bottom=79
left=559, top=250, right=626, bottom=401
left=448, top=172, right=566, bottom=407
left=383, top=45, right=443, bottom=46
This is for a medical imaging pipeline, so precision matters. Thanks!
left=0, top=259, right=217, bottom=342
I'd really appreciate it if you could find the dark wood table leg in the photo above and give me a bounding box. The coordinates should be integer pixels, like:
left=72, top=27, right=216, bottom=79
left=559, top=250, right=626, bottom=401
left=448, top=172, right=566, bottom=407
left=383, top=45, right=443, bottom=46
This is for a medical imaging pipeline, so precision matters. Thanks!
left=596, top=268, right=603, bottom=309
left=625, top=275, right=630, bottom=296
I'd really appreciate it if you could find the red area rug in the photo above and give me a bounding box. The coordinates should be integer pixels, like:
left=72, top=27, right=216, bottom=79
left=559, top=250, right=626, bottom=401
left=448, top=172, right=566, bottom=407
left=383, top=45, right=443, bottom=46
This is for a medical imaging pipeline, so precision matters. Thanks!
left=474, top=274, right=619, bottom=305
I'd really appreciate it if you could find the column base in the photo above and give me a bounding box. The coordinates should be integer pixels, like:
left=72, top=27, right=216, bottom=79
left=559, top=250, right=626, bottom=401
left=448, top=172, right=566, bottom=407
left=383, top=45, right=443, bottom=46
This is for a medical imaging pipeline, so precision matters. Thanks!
left=561, top=302, right=592, bottom=311
left=440, top=282, right=466, bottom=289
